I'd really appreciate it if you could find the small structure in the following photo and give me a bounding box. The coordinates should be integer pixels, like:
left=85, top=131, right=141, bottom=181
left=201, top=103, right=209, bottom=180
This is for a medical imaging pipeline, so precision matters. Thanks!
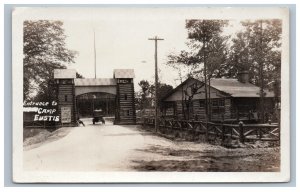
left=161, top=72, right=275, bottom=122
left=114, top=69, right=136, bottom=125
left=51, top=68, right=136, bottom=127
left=53, top=69, right=77, bottom=126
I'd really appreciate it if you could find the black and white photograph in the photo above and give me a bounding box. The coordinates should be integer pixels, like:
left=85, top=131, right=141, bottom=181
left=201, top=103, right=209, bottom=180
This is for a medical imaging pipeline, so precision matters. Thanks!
left=12, top=6, right=290, bottom=183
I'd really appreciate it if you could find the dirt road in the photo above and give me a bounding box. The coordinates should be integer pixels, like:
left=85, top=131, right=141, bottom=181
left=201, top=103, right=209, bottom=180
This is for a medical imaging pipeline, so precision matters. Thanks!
left=23, top=118, right=280, bottom=172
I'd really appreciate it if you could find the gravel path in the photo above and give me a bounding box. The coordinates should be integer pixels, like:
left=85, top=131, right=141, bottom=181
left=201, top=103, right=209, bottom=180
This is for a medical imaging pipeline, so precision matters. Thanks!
left=23, top=118, right=280, bottom=172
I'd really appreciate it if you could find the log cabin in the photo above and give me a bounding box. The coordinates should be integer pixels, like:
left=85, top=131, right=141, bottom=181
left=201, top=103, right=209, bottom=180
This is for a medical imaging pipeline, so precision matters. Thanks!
left=161, top=72, right=276, bottom=123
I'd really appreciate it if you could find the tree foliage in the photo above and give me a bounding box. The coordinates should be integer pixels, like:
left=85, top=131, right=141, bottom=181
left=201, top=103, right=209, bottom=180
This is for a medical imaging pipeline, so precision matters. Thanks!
left=167, top=20, right=229, bottom=79
left=149, top=83, right=173, bottom=108
left=136, top=80, right=173, bottom=110
left=167, top=19, right=281, bottom=90
left=23, top=20, right=77, bottom=101
left=228, top=19, right=282, bottom=90
left=167, top=19, right=229, bottom=120
left=227, top=19, right=282, bottom=123
left=137, top=80, right=151, bottom=110
left=166, top=19, right=282, bottom=120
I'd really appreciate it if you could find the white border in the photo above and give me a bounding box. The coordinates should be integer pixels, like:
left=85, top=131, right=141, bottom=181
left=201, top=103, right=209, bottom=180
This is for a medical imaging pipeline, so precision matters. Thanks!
left=12, top=6, right=290, bottom=183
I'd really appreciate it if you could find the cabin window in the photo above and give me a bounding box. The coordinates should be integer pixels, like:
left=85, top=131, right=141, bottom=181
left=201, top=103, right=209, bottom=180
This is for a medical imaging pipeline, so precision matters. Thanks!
left=211, top=99, right=225, bottom=116
left=123, top=110, right=130, bottom=116
left=212, top=100, right=218, bottom=106
left=64, top=95, right=68, bottom=102
left=212, top=108, right=219, bottom=114
left=212, top=107, right=225, bottom=115
left=219, top=107, right=225, bottom=114
left=199, top=100, right=205, bottom=108
left=219, top=99, right=225, bottom=106
left=124, top=94, right=128, bottom=100
left=211, top=99, right=225, bottom=107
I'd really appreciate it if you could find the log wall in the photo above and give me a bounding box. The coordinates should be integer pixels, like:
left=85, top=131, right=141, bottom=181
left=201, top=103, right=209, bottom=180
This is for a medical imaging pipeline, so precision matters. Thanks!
left=57, top=80, right=76, bottom=126
left=115, top=80, right=136, bottom=124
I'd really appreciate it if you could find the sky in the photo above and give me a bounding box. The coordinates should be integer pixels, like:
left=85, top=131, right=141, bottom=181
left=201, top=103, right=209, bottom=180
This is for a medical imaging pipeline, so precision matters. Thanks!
left=62, top=9, right=190, bottom=90
left=17, top=7, right=286, bottom=91
left=57, top=8, right=247, bottom=91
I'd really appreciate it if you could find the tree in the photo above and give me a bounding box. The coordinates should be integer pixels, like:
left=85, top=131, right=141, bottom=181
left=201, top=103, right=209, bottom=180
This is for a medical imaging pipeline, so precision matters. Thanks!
left=228, top=20, right=281, bottom=84
left=167, top=19, right=229, bottom=120
left=182, top=80, right=205, bottom=120
left=23, top=20, right=77, bottom=101
left=138, top=80, right=151, bottom=110
left=149, top=83, right=173, bottom=109
left=228, top=19, right=282, bottom=122
left=136, top=80, right=173, bottom=114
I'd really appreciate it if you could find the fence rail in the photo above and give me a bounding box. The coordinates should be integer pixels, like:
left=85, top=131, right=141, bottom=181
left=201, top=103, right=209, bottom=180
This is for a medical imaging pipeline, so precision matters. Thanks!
left=140, top=117, right=280, bottom=143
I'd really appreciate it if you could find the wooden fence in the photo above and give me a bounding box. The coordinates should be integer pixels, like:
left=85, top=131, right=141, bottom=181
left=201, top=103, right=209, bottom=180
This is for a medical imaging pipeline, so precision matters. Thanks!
left=140, top=117, right=280, bottom=143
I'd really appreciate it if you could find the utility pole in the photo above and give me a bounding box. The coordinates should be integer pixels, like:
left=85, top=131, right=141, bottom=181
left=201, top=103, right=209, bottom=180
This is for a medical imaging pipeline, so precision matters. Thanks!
left=93, top=29, right=97, bottom=79
left=148, top=36, right=164, bottom=132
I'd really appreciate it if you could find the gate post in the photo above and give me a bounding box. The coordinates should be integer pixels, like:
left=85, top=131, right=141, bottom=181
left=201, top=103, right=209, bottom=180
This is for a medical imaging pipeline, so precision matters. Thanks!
left=221, top=122, right=225, bottom=143
left=114, top=69, right=136, bottom=125
left=239, top=121, right=245, bottom=143
left=53, top=69, right=77, bottom=127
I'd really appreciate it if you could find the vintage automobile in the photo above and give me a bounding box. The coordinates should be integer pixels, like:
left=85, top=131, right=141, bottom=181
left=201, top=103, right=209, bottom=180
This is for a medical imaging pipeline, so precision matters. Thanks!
left=92, top=109, right=105, bottom=124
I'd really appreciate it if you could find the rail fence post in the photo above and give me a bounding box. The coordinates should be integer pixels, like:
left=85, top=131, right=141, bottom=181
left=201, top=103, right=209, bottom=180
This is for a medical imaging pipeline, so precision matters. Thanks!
left=221, top=122, right=225, bottom=143
left=142, top=117, right=145, bottom=128
left=205, top=118, right=209, bottom=141
left=259, top=127, right=262, bottom=140
left=153, top=118, right=155, bottom=128
left=239, top=121, right=244, bottom=143
left=191, top=120, right=195, bottom=140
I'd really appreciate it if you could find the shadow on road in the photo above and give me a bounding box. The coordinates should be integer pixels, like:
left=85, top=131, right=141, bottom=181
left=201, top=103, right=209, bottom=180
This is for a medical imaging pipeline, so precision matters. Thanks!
left=132, top=144, right=280, bottom=172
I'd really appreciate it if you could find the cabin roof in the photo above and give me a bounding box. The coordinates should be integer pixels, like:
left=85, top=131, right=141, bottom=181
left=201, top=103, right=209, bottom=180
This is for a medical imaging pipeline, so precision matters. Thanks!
left=163, top=77, right=274, bottom=101
left=74, top=78, right=116, bottom=86
left=113, top=69, right=135, bottom=78
left=210, top=78, right=274, bottom=97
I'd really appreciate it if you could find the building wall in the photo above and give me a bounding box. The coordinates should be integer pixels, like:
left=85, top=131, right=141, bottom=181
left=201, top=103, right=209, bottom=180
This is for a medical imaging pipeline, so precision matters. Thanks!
left=57, top=79, right=77, bottom=126
left=231, top=97, right=275, bottom=121
left=163, top=97, right=275, bottom=123
left=163, top=79, right=232, bottom=121
left=163, top=98, right=232, bottom=121
left=115, top=79, right=136, bottom=125
left=162, top=78, right=275, bottom=122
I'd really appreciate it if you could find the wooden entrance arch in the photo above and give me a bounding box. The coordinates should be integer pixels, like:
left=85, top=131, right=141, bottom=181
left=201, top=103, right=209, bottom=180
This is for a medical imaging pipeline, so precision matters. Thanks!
left=53, top=69, right=136, bottom=126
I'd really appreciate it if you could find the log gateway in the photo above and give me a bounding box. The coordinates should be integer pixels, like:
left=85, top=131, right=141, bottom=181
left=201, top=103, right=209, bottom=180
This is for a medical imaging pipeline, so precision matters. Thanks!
left=51, top=69, right=136, bottom=127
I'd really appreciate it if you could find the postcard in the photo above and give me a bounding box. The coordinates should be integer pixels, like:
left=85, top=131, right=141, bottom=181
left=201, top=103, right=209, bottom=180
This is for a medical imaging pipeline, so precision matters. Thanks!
left=12, top=6, right=290, bottom=183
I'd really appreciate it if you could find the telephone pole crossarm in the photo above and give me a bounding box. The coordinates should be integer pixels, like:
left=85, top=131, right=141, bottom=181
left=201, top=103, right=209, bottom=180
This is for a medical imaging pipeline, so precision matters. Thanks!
left=148, top=38, right=164, bottom=41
